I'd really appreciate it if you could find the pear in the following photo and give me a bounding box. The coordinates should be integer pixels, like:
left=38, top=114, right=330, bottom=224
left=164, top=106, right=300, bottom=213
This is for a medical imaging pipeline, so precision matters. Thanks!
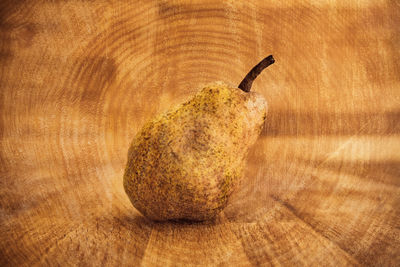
left=124, top=55, right=275, bottom=221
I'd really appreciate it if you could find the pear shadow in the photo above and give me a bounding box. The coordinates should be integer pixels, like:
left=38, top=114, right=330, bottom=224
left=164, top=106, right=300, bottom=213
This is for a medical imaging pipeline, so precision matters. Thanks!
left=295, top=158, right=400, bottom=187
left=221, top=110, right=400, bottom=222
left=115, top=210, right=226, bottom=230
left=222, top=158, right=293, bottom=223
left=113, top=110, right=400, bottom=225
left=262, top=110, right=400, bottom=136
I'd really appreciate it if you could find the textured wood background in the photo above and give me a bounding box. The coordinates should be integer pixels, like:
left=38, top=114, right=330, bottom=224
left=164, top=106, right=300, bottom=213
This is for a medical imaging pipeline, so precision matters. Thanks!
left=1, top=0, right=399, bottom=266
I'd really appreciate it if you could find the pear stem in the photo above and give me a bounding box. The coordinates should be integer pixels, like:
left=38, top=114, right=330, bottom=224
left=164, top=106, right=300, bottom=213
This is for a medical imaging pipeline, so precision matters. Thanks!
left=238, top=55, right=275, bottom=92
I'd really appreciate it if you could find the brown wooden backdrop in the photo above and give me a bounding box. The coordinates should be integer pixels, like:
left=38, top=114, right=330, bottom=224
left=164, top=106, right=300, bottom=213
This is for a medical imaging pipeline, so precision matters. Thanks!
left=1, top=0, right=399, bottom=266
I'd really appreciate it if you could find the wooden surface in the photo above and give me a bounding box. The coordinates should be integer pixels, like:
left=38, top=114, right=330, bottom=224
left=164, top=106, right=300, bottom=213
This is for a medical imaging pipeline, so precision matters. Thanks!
left=1, top=0, right=399, bottom=266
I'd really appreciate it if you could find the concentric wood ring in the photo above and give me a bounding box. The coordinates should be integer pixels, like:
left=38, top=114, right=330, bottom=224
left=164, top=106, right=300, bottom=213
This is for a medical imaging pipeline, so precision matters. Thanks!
left=1, top=0, right=399, bottom=265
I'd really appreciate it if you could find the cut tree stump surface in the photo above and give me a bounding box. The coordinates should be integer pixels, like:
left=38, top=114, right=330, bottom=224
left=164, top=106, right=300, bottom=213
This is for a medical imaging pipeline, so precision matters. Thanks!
left=0, top=1, right=399, bottom=266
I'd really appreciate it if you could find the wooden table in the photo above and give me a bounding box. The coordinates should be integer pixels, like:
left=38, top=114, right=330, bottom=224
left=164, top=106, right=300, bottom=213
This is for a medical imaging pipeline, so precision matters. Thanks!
left=1, top=0, right=399, bottom=266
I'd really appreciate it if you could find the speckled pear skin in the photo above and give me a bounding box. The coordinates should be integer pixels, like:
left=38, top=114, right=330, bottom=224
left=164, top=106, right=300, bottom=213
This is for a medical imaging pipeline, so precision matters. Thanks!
left=123, top=82, right=267, bottom=221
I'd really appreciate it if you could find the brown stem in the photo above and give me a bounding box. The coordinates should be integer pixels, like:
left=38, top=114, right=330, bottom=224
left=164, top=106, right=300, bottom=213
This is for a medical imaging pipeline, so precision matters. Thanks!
left=238, top=55, right=275, bottom=92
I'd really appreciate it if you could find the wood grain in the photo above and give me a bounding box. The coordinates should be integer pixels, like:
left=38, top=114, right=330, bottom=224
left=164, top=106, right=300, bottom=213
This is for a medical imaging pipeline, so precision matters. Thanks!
left=1, top=0, right=399, bottom=266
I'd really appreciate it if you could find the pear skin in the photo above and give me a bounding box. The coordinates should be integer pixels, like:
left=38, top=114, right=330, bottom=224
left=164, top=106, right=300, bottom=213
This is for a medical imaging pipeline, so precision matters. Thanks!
left=123, top=83, right=267, bottom=221
left=124, top=55, right=275, bottom=221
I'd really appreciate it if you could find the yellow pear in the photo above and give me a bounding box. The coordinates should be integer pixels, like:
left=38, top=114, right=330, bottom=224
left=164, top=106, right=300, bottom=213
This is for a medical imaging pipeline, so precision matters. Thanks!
left=124, top=55, right=275, bottom=221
